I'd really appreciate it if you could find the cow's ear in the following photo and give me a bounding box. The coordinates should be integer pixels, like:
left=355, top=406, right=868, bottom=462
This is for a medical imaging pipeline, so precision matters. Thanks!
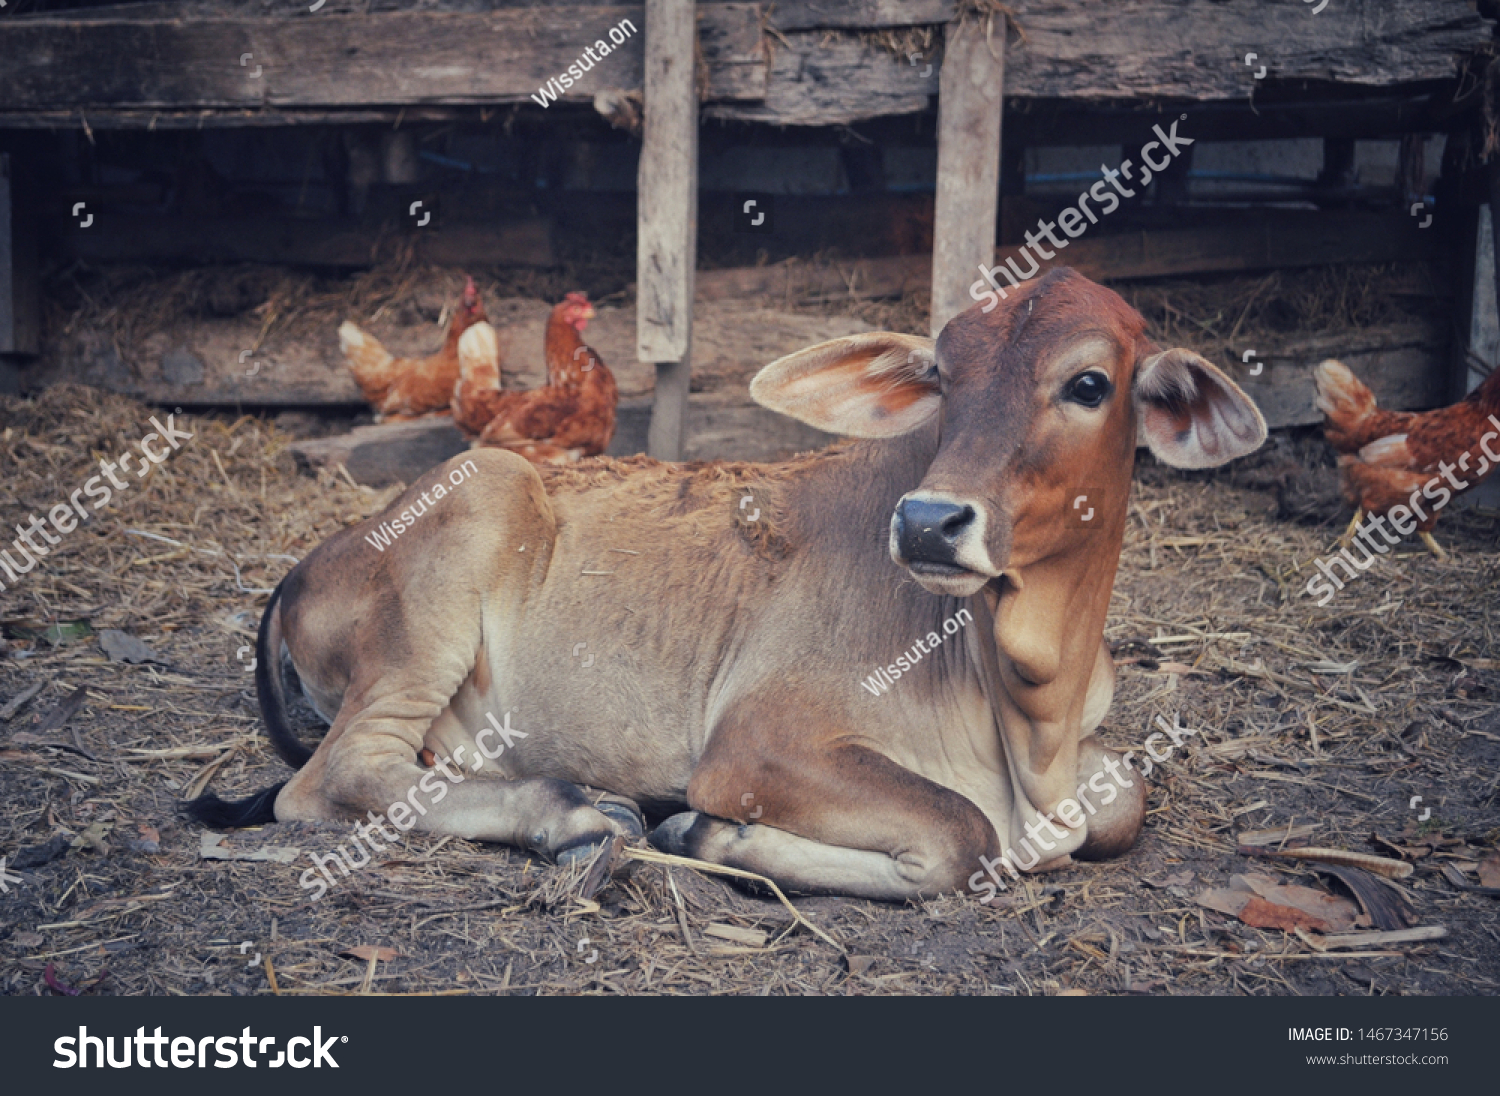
left=1134, top=348, right=1267, bottom=469
left=750, top=333, right=939, bottom=438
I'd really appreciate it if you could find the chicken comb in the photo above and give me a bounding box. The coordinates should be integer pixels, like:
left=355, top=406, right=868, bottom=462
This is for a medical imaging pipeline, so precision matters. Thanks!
left=564, top=291, right=590, bottom=305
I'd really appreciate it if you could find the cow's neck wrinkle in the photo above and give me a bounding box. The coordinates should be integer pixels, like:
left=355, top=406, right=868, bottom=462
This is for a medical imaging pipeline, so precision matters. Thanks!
left=970, top=550, right=1117, bottom=803
left=784, top=423, right=967, bottom=627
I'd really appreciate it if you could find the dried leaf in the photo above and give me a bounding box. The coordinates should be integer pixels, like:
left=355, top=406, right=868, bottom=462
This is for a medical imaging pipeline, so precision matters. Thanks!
left=2, top=618, right=93, bottom=646
left=1237, top=895, right=1334, bottom=932
left=12, top=931, right=43, bottom=948
left=340, top=945, right=399, bottom=963
left=69, top=820, right=114, bottom=854
left=1232, top=873, right=1359, bottom=931
left=126, top=824, right=161, bottom=854
left=198, top=832, right=300, bottom=864
left=1198, top=873, right=1359, bottom=933
left=1239, top=823, right=1318, bottom=847
left=1480, top=853, right=1500, bottom=890
left=98, top=629, right=161, bottom=665
left=1142, top=870, right=1195, bottom=889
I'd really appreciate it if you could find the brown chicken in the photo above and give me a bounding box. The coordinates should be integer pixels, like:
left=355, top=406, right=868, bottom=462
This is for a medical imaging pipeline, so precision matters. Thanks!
left=1314, top=359, right=1500, bottom=559
left=452, top=292, right=617, bottom=463
left=339, top=276, right=488, bottom=418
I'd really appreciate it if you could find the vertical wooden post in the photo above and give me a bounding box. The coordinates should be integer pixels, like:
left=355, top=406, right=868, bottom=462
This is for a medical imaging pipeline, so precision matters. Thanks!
left=930, top=12, right=1005, bottom=335
left=638, top=0, right=698, bottom=460
left=0, top=151, right=38, bottom=396
left=1465, top=199, right=1500, bottom=509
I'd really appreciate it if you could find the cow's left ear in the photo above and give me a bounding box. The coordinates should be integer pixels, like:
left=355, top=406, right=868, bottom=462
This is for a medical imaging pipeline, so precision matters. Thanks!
left=1134, top=348, right=1267, bottom=469
left=750, top=333, right=939, bottom=438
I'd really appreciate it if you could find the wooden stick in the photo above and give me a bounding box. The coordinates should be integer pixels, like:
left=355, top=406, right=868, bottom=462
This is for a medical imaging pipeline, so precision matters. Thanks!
left=621, top=845, right=845, bottom=954
left=930, top=10, right=1005, bottom=333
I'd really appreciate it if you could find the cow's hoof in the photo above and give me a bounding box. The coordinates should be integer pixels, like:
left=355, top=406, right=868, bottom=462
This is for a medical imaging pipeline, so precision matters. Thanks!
left=593, top=794, right=646, bottom=840
left=649, top=811, right=703, bottom=857
left=555, top=834, right=613, bottom=867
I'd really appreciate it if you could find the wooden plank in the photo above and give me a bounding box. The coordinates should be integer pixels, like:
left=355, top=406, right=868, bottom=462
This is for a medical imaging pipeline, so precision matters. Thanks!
left=0, top=153, right=38, bottom=365
left=290, top=417, right=469, bottom=488
left=930, top=12, right=1004, bottom=334
left=638, top=0, right=699, bottom=461
left=705, top=30, right=935, bottom=126
left=1234, top=322, right=1450, bottom=430
left=0, top=6, right=764, bottom=113
left=5, top=2, right=1481, bottom=128
left=56, top=215, right=554, bottom=268
left=608, top=395, right=835, bottom=461
left=696, top=212, right=1441, bottom=304
left=766, top=0, right=954, bottom=31
left=997, top=0, right=1490, bottom=101
left=1460, top=202, right=1500, bottom=510
left=707, top=0, right=1491, bottom=124
left=0, top=155, right=13, bottom=360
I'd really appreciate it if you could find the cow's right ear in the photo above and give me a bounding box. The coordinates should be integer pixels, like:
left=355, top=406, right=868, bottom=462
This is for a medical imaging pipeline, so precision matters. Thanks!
left=1134, top=348, right=1267, bottom=469
left=750, top=333, right=940, bottom=438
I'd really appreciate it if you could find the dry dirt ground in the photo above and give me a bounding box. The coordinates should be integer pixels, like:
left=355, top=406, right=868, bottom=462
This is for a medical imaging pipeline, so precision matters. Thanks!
left=0, top=384, right=1497, bottom=997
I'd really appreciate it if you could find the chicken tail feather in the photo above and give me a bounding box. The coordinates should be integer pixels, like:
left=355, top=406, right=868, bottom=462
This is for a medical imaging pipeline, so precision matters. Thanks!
left=338, top=321, right=396, bottom=399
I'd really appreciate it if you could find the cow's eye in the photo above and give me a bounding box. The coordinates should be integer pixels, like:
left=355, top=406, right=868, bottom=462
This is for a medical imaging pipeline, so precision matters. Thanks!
left=1067, top=371, right=1112, bottom=407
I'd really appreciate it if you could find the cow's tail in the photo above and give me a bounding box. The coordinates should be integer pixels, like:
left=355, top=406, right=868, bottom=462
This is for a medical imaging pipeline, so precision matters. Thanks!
left=253, top=579, right=314, bottom=769
left=183, top=579, right=309, bottom=830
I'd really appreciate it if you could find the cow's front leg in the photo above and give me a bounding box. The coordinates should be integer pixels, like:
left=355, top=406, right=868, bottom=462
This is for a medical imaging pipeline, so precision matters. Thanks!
left=652, top=742, right=999, bottom=901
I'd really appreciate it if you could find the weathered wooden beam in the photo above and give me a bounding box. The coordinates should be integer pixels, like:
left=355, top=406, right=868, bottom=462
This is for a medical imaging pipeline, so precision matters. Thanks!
left=1461, top=200, right=1500, bottom=509
left=0, top=153, right=38, bottom=395
left=1234, top=322, right=1451, bottom=431
left=707, top=0, right=1491, bottom=125
left=0, top=6, right=764, bottom=113
left=696, top=211, right=1441, bottom=304
left=290, top=417, right=469, bottom=488
left=639, top=0, right=699, bottom=461
left=56, top=215, right=554, bottom=268
left=766, top=0, right=954, bottom=31
left=930, top=12, right=1004, bottom=334
left=997, top=0, right=1490, bottom=102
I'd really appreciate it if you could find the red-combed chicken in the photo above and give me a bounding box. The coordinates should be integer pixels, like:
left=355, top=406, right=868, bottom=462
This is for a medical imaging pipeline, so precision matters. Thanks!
left=452, top=292, right=617, bottom=463
left=1314, top=358, right=1500, bottom=559
left=339, top=276, right=488, bottom=418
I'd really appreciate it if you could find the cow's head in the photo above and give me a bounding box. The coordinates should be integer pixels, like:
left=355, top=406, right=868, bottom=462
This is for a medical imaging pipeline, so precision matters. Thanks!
left=751, top=269, right=1266, bottom=598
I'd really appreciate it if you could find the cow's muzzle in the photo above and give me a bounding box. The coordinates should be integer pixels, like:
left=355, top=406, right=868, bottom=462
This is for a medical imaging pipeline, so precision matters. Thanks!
left=891, top=493, right=999, bottom=597
left=894, top=494, right=979, bottom=572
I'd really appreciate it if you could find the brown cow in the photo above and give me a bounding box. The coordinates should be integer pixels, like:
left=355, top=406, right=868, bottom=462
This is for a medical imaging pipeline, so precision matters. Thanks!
left=188, top=269, right=1265, bottom=900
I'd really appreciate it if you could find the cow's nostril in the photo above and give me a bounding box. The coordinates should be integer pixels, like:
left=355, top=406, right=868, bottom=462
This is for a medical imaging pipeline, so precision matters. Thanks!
left=895, top=498, right=976, bottom=567
left=940, top=505, right=976, bottom=537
